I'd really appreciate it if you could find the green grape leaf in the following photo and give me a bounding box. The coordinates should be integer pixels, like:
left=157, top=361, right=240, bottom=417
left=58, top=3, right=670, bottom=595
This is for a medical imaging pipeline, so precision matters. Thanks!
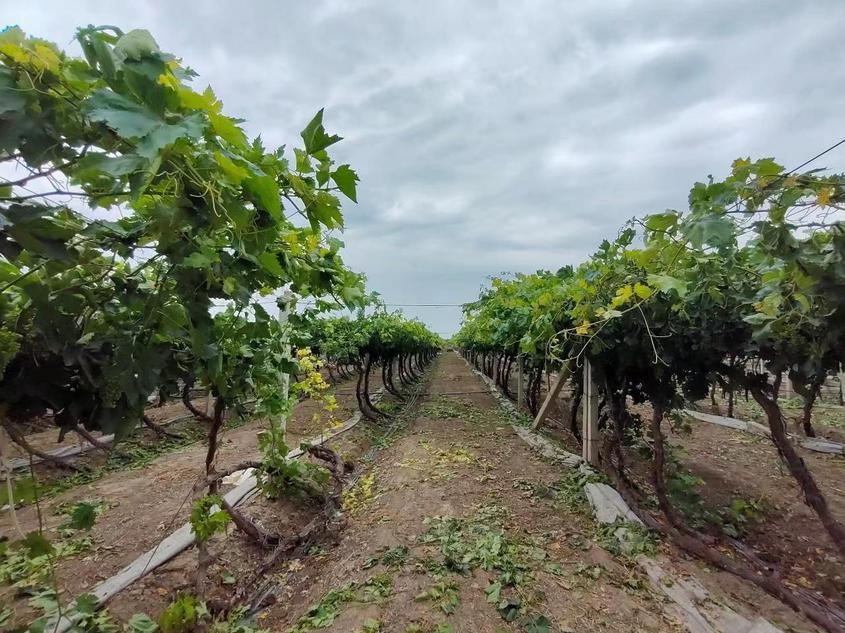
left=214, top=151, right=249, bottom=184
left=683, top=215, right=735, bottom=249
left=645, top=211, right=679, bottom=232
left=182, top=250, right=219, bottom=268
left=311, top=191, right=343, bottom=228
left=74, top=153, right=148, bottom=179
left=646, top=274, right=687, bottom=297
left=743, top=312, right=775, bottom=325
left=86, top=89, right=161, bottom=138
left=245, top=175, right=282, bottom=220
left=136, top=113, right=205, bottom=158
left=73, top=594, right=99, bottom=615
left=485, top=581, right=502, bottom=603
left=127, top=613, right=158, bottom=633
left=331, top=164, right=359, bottom=202
left=0, top=68, right=26, bottom=114
left=114, top=29, right=159, bottom=60
left=294, top=148, right=313, bottom=173
left=524, top=615, right=551, bottom=633
left=209, top=112, right=248, bottom=148
left=257, top=252, right=285, bottom=277
left=301, top=108, right=342, bottom=155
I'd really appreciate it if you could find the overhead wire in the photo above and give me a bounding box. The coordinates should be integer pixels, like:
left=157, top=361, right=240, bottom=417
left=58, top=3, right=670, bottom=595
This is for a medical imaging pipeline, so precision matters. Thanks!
left=787, top=136, right=845, bottom=174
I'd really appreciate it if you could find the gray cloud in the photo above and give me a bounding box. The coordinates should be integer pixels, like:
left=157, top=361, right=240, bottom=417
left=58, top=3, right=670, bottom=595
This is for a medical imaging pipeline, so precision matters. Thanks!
left=7, top=0, right=845, bottom=335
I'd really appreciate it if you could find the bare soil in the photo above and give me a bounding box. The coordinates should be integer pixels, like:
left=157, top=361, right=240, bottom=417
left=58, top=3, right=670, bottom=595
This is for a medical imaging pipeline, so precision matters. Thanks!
left=0, top=356, right=832, bottom=632
left=667, top=406, right=844, bottom=605
left=533, top=383, right=845, bottom=616
left=0, top=373, right=368, bottom=626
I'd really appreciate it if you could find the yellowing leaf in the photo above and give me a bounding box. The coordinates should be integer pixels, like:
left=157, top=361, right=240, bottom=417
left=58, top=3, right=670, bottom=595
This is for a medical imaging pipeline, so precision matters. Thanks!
left=610, top=284, right=633, bottom=308
left=173, top=84, right=223, bottom=115
left=624, top=248, right=656, bottom=267
left=32, top=43, right=61, bottom=72
left=0, top=43, right=28, bottom=64
left=575, top=320, right=590, bottom=335
left=731, top=157, right=751, bottom=173
left=1, top=41, right=60, bottom=74
left=157, top=72, right=179, bottom=90
left=634, top=282, right=652, bottom=300
left=793, top=292, right=811, bottom=311
left=817, top=186, right=833, bottom=207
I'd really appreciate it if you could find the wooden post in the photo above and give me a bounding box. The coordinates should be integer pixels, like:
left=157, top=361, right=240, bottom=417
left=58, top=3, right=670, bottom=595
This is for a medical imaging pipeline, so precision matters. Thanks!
left=531, top=364, right=570, bottom=431
left=517, top=356, right=524, bottom=410
left=582, top=359, right=600, bottom=465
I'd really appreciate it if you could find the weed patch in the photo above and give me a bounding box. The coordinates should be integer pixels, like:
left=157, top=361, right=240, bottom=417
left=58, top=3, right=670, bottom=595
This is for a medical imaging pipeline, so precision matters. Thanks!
left=289, top=573, right=394, bottom=632
left=417, top=505, right=557, bottom=624
left=419, top=398, right=487, bottom=424
left=363, top=545, right=409, bottom=570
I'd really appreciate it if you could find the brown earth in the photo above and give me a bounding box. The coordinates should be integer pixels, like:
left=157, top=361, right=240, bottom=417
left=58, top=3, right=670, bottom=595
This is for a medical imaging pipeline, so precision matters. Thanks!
left=0, top=355, right=831, bottom=632
left=214, top=354, right=675, bottom=632
left=0, top=372, right=373, bottom=627
left=530, top=380, right=845, bottom=616
left=666, top=410, right=844, bottom=605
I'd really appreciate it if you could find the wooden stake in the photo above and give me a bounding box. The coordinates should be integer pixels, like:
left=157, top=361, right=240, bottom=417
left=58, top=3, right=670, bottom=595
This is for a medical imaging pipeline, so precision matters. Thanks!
left=531, top=363, right=570, bottom=431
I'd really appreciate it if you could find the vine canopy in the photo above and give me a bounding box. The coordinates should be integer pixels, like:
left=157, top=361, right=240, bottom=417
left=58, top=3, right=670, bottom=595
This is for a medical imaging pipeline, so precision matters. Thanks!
left=0, top=26, right=365, bottom=435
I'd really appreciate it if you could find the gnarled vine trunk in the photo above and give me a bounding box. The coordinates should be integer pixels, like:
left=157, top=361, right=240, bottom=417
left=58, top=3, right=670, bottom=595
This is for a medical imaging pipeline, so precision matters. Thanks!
left=750, top=385, right=845, bottom=558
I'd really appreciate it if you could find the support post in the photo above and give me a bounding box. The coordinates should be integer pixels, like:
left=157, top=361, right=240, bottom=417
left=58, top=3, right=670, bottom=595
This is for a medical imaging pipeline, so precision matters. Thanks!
left=517, top=356, right=524, bottom=410
left=582, top=359, right=600, bottom=465
left=783, top=372, right=793, bottom=398
left=531, top=363, right=570, bottom=432
left=278, top=291, right=294, bottom=439
left=839, top=364, right=845, bottom=406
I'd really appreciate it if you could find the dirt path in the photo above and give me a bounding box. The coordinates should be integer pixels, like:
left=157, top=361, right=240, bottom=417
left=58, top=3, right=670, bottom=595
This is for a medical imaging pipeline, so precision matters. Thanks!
left=243, top=354, right=675, bottom=631
left=245, top=353, right=820, bottom=633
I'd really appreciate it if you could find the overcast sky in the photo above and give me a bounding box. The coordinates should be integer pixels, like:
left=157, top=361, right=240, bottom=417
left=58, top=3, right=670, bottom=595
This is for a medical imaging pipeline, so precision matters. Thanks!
left=6, top=1, right=845, bottom=335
